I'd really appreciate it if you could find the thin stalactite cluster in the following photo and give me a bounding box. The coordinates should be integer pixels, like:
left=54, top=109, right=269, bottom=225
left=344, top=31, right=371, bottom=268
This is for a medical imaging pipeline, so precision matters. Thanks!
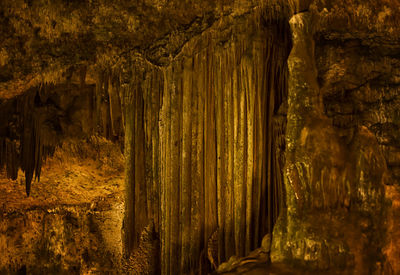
left=0, top=87, right=59, bottom=196
left=95, top=69, right=125, bottom=141
left=0, top=75, right=123, bottom=196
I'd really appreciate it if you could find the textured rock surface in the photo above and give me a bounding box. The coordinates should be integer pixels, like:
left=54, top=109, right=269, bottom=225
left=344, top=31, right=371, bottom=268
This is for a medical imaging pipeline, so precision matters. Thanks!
left=0, top=0, right=291, bottom=99
left=0, top=1, right=291, bottom=274
left=314, top=1, right=400, bottom=273
left=123, top=223, right=160, bottom=275
left=0, top=200, right=124, bottom=274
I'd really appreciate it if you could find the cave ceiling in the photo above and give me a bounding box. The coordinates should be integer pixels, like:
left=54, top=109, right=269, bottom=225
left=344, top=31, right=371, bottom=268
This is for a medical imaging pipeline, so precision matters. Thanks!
left=1, top=0, right=399, bottom=99
left=0, top=0, right=287, bottom=99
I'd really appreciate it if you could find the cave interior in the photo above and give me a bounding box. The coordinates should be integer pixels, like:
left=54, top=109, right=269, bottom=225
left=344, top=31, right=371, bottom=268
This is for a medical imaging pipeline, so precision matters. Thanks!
left=0, top=0, right=400, bottom=274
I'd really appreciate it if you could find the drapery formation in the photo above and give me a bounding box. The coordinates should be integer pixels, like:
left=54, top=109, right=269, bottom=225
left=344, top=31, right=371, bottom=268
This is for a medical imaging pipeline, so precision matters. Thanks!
left=123, top=60, right=163, bottom=255
left=122, top=13, right=291, bottom=274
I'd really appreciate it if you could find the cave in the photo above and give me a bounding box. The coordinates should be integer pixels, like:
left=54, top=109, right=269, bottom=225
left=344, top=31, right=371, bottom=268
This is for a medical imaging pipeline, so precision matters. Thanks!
left=1, top=1, right=399, bottom=274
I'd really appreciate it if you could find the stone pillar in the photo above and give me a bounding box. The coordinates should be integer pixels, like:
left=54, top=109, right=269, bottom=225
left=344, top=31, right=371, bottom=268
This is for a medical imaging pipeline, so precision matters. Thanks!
left=271, top=11, right=388, bottom=273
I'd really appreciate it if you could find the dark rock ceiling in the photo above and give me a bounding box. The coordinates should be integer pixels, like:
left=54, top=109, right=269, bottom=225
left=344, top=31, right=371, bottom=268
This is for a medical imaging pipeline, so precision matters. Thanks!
left=1, top=0, right=399, bottom=99
left=0, top=0, right=276, bottom=98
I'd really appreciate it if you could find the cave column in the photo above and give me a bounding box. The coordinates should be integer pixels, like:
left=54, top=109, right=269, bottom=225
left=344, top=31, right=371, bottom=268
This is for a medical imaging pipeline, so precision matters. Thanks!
left=270, top=10, right=323, bottom=262
left=285, top=11, right=321, bottom=214
left=123, top=69, right=149, bottom=257
left=271, top=9, right=388, bottom=272
left=123, top=80, right=136, bottom=257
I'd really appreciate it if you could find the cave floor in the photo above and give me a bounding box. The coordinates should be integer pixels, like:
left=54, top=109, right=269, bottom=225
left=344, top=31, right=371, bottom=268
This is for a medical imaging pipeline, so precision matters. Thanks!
left=217, top=262, right=357, bottom=275
left=0, top=137, right=124, bottom=212
left=0, top=160, right=124, bottom=212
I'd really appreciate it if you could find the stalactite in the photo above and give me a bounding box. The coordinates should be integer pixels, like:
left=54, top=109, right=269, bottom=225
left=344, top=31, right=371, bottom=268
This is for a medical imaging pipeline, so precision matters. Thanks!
left=93, top=68, right=126, bottom=144
left=108, top=74, right=123, bottom=138
left=189, top=50, right=204, bottom=273
left=19, top=88, right=61, bottom=195
left=123, top=78, right=136, bottom=256
left=122, top=60, right=163, bottom=260
left=0, top=138, right=18, bottom=180
left=0, top=86, right=63, bottom=196
left=0, top=72, right=114, bottom=196
left=180, top=57, right=192, bottom=272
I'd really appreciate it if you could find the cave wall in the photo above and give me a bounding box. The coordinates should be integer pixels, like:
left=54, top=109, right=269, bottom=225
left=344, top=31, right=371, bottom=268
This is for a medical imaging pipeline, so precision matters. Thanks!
left=314, top=1, right=400, bottom=272
left=0, top=1, right=293, bottom=273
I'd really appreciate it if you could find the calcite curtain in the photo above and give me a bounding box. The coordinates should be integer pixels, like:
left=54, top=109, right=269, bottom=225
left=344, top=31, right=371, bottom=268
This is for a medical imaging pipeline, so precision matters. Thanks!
left=121, top=14, right=291, bottom=275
